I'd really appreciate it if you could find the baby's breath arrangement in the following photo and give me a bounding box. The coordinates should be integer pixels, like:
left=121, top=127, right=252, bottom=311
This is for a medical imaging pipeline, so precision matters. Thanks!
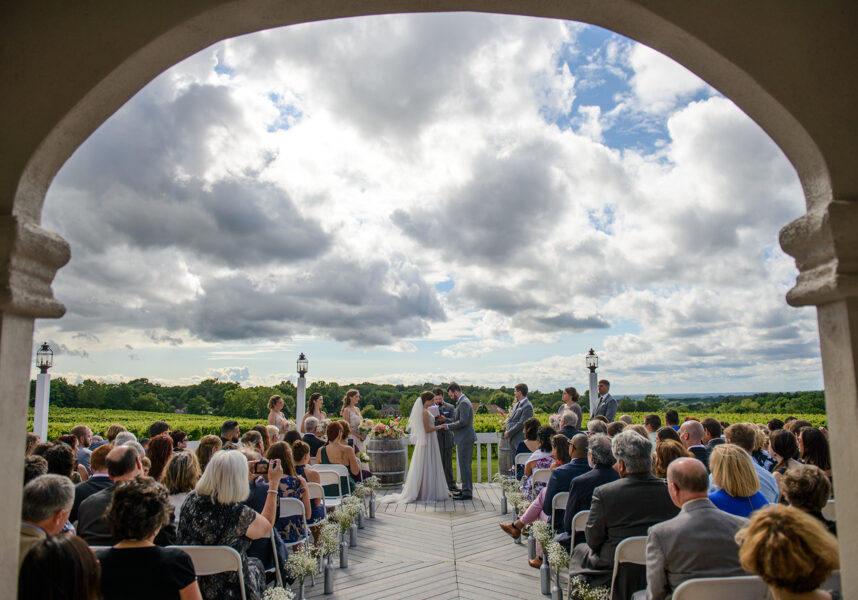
left=262, top=588, right=295, bottom=600
left=546, top=540, right=570, bottom=572
left=286, top=547, right=317, bottom=583
left=351, top=482, right=369, bottom=499
left=362, top=475, right=382, bottom=491
left=506, top=489, right=525, bottom=514
left=315, top=519, right=340, bottom=557
left=331, top=505, right=355, bottom=532
left=569, top=576, right=611, bottom=600
left=530, top=520, right=554, bottom=549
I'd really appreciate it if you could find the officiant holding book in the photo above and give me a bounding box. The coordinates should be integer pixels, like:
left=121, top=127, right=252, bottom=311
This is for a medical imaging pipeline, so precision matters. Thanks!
left=432, top=387, right=457, bottom=492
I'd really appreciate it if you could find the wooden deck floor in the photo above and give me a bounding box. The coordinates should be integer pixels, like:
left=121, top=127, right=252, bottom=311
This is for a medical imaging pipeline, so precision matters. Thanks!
left=303, top=483, right=545, bottom=599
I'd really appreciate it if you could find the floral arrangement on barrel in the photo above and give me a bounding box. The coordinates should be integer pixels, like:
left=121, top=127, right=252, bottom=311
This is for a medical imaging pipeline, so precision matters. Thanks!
left=369, top=418, right=406, bottom=439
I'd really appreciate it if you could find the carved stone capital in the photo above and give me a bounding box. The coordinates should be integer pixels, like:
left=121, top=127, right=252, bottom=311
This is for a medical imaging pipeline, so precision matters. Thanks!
left=0, top=216, right=70, bottom=318
left=780, top=200, right=858, bottom=307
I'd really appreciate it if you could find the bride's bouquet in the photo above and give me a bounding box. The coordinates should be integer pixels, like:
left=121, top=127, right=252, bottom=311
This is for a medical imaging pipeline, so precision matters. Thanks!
left=548, top=413, right=562, bottom=430
left=358, top=419, right=375, bottom=437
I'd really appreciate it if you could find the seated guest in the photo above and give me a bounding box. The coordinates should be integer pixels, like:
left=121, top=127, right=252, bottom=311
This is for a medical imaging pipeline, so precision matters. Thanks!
left=141, top=457, right=152, bottom=476
left=141, top=438, right=151, bottom=451
left=25, top=432, right=39, bottom=456
left=799, top=427, right=832, bottom=480
left=521, top=426, right=555, bottom=501
left=162, top=451, right=201, bottom=522
left=97, top=477, right=201, bottom=600
left=767, top=418, right=784, bottom=432
left=653, top=440, right=691, bottom=479
left=618, top=415, right=633, bottom=425
left=721, top=423, right=779, bottom=503
left=46, top=440, right=87, bottom=483
left=627, top=424, right=650, bottom=440
left=257, top=442, right=311, bottom=542
left=23, top=455, right=48, bottom=485
left=642, top=458, right=746, bottom=600
left=178, top=450, right=284, bottom=600
left=568, top=431, right=679, bottom=587
left=291, top=441, right=326, bottom=524
left=266, top=425, right=280, bottom=446
left=146, top=435, right=174, bottom=481
left=606, top=421, right=626, bottom=437
left=220, top=420, right=241, bottom=445
left=149, top=421, right=170, bottom=438
left=752, top=426, right=776, bottom=471
left=679, top=420, right=709, bottom=471
left=100, top=424, right=127, bottom=446
left=18, top=534, right=101, bottom=600
left=770, top=429, right=802, bottom=495
left=70, top=425, right=93, bottom=475
left=655, top=427, right=681, bottom=446
left=665, top=410, right=680, bottom=431
left=195, top=435, right=222, bottom=473
left=283, top=430, right=302, bottom=445
left=587, top=420, right=608, bottom=436
left=562, top=434, right=620, bottom=546
left=643, top=414, right=661, bottom=442
left=315, top=421, right=360, bottom=493
left=241, top=431, right=265, bottom=458
left=19, top=474, right=74, bottom=567
left=302, top=417, right=326, bottom=457
left=170, top=430, right=189, bottom=452
left=77, top=445, right=176, bottom=547
left=251, top=425, right=271, bottom=453
left=71, top=444, right=113, bottom=523
left=737, top=504, right=840, bottom=600
left=114, top=431, right=137, bottom=447
left=557, top=412, right=581, bottom=440
left=591, top=415, right=609, bottom=424
left=701, top=418, right=725, bottom=453
left=708, top=444, right=769, bottom=517
left=513, top=417, right=542, bottom=479
left=782, top=464, right=836, bottom=535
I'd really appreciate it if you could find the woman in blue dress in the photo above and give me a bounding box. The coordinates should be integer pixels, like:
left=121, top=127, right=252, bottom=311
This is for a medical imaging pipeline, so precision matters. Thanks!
left=265, top=441, right=311, bottom=543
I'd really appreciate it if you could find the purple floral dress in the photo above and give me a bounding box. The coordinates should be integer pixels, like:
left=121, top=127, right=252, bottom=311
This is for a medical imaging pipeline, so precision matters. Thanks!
left=520, top=452, right=553, bottom=501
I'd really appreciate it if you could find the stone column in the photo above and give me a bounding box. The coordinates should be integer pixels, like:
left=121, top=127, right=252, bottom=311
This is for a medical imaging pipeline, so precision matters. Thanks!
left=781, top=199, right=858, bottom=596
left=0, top=215, right=70, bottom=586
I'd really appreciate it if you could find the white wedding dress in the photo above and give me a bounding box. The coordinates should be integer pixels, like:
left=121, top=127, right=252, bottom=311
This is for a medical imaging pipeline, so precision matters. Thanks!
left=381, top=401, right=449, bottom=503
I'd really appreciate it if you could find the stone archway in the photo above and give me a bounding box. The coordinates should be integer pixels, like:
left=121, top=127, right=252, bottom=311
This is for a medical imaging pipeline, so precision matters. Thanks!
left=2, top=0, right=857, bottom=593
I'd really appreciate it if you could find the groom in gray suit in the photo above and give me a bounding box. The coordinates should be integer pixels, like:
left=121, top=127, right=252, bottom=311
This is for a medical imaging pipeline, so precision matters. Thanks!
left=504, top=383, right=534, bottom=448
left=443, top=382, right=476, bottom=500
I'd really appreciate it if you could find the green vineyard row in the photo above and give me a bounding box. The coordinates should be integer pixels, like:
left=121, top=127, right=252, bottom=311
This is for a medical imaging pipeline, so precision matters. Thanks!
left=29, top=407, right=828, bottom=441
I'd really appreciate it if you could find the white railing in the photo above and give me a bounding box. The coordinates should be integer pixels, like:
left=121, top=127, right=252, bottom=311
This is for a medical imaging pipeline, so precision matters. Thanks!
left=408, top=432, right=503, bottom=483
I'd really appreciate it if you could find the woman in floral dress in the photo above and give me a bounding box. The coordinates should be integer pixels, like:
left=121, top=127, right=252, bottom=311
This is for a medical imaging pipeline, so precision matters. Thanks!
left=520, top=426, right=555, bottom=501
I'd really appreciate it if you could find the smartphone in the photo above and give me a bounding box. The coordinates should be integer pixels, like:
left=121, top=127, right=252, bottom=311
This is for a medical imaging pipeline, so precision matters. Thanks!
left=253, top=460, right=269, bottom=474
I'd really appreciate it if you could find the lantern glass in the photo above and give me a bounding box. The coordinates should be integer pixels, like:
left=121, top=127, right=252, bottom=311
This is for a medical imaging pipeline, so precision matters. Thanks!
left=297, top=352, right=308, bottom=375
left=36, top=342, right=53, bottom=369
left=585, top=348, right=598, bottom=370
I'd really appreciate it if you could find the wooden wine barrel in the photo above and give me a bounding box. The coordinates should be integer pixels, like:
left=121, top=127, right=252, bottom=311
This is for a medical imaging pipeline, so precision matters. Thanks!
left=498, top=436, right=514, bottom=475
left=366, top=437, right=408, bottom=486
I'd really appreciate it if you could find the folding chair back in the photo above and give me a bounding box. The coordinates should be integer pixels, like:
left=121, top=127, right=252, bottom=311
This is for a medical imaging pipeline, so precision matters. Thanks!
left=531, top=468, right=552, bottom=486
left=278, top=497, right=312, bottom=549
left=672, top=576, right=768, bottom=600
left=307, top=481, right=327, bottom=517
left=313, top=463, right=355, bottom=493
left=572, top=510, right=589, bottom=533
left=610, top=536, right=647, bottom=598
left=169, top=545, right=246, bottom=600
left=550, top=491, right=569, bottom=531
left=822, top=499, right=835, bottom=521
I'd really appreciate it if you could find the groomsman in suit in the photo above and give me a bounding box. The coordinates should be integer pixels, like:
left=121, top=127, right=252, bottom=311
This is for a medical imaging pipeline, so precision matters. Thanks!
left=443, top=382, right=477, bottom=500
left=641, top=458, right=746, bottom=600
left=593, top=379, right=617, bottom=422
left=504, top=383, right=534, bottom=448
left=433, top=387, right=457, bottom=492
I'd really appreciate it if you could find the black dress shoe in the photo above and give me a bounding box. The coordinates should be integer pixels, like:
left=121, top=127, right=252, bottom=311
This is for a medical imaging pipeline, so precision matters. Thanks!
left=455, top=494, right=473, bottom=500
left=450, top=489, right=462, bottom=496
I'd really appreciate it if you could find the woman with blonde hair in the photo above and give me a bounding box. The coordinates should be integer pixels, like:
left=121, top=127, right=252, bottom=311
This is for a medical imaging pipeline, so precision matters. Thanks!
left=736, top=504, right=840, bottom=599
left=195, top=435, right=222, bottom=473
left=709, top=444, right=770, bottom=517
left=267, top=394, right=289, bottom=442
left=340, top=389, right=367, bottom=464
left=162, top=451, right=201, bottom=522
left=653, top=439, right=691, bottom=479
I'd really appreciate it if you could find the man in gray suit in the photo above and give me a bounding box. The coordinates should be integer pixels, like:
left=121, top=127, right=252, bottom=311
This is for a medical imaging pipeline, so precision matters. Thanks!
left=569, top=431, right=679, bottom=587
left=504, top=383, right=534, bottom=448
left=433, top=386, right=457, bottom=492
left=592, top=379, right=617, bottom=422
left=640, top=458, right=747, bottom=600
left=443, top=382, right=477, bottom=500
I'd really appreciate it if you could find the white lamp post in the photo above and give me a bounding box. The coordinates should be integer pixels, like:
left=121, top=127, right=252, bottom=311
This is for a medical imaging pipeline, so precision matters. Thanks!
left=33, top=342, right=53, bottom=442
left=296, top=353, right=308, bottom=427
left=586, top=348, right=599, bottom=418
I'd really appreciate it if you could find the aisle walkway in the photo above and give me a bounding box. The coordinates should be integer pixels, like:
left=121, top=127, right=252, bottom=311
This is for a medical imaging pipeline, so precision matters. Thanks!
left=305, top=483, right=542, bottom=600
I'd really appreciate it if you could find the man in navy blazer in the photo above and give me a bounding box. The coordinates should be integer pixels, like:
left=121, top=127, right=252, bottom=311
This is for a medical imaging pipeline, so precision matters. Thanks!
left=542, top=434, right=590, bottom=526
left=561, top=434, right=619, bottom=546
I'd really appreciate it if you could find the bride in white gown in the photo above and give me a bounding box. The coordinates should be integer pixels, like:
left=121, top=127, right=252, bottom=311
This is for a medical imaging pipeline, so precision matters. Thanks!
left=381, top=391, right=450, bottom=503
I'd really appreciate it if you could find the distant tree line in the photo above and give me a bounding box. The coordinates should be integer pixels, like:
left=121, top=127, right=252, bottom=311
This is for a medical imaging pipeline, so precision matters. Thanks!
left=29, top=377, right=826, bottom=418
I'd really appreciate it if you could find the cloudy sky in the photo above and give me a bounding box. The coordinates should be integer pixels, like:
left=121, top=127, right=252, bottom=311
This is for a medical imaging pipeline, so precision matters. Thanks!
left=35, top=13, right=822, bottom=394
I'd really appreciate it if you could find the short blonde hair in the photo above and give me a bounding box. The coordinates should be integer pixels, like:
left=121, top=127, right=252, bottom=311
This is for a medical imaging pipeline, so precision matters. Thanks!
left=195, top=449, right=250, bottom=505
left=710, top=444, right=759, bottom=497
left=162, top=451, right=201, bottom=495
left=753, top=427, right=768, bottom=453
left=266, top=425, right=280, bottom=442
left=737, top=504, right=839, bottom=593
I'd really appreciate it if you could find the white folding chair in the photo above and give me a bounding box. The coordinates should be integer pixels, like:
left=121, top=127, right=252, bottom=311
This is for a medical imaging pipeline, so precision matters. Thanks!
left=550, top=491, right=569, bottom=532
left=610, top=536, right=647, bottom=599
left=572, top=510, right=590, bottom=534
left=169, top=545, right=246, bottom=600
left=269, top=529, right=282, bottom=588
left=307, top=481, right=327, bottom=518
left=88, top=546, right=111, bottom=552
left=823, top=498, right=836, bottom=521
left=278, top=497, right=312, bottom=551
left=672, top=575, right=768, bottom=600
left=514, top=453, right=530, bottom=479
left=315, top=470, right=345, bottom=510
left=823, top=570, right=841, bottom=593
left=531, top=468, right=552, bottom=487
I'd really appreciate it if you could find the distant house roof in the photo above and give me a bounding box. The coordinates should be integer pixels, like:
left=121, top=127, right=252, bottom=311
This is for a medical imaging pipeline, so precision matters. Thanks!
left=471, top=403, right=504, bottom=415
